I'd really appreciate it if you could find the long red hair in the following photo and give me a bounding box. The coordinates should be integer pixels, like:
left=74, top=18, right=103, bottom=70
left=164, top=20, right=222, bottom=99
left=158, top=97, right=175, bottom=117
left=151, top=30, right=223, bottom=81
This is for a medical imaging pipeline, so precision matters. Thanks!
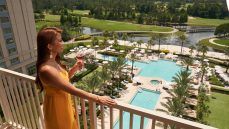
left=35, top=27, right=64, bottom=91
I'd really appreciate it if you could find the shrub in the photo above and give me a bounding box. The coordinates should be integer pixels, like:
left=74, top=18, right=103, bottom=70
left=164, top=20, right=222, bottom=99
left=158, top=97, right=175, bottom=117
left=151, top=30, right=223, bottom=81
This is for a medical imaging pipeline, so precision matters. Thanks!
left=71, top=65, right=98, bottom=82
left=209, top=75, right=224, bottom=87
left=160, top=49, right=170, bottom=54
left=98, top=51, right=126, bottom=57
left=75, top=35, right=91, bottom=41
left=211, top=86, right=229, bottom=95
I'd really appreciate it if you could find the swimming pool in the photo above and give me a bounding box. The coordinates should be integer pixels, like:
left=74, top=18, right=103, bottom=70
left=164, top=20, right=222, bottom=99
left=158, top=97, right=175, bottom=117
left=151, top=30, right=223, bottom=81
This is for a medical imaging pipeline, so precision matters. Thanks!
left=98, top=54, right=183, bottom=81
left=113, top=89, right=160, bottom=129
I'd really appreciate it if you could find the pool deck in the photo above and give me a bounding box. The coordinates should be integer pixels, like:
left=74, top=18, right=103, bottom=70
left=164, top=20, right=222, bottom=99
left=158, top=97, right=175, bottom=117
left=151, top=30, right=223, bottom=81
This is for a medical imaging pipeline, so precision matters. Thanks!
left=96, top=75, right=174, bottom=129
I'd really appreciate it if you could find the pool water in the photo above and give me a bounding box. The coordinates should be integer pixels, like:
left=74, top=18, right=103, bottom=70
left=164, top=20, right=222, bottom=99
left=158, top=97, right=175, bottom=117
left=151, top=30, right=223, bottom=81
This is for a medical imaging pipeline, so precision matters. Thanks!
left=150, top=80, right=160, bottom=85
left=98, top=54, right=183, bottom=81
left=113, top=89, right=160, bottom=129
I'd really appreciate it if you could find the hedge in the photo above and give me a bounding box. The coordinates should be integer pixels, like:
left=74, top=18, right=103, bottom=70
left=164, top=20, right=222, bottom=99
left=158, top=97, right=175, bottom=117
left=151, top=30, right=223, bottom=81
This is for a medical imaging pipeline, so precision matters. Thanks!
left=75, top=35, right=91, bottom=41
left=98, top=51, right=126, bottom=57
left=211, top=85, right=229, bottom=94
left=71, top=64, right=98, bottom=82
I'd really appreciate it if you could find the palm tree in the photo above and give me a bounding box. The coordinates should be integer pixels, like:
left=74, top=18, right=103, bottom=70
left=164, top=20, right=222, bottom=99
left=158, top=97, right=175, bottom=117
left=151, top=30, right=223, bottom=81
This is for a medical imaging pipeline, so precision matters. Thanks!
left=91, top=37, right=99, bottom=46
left=148, top=36, right=155, bottom=49
left=137, top=40, right=143, bottom=48
left=189, top=45, right=196, bottom=57
left=177, top=34, right=188, bottom=54
left=129, top=53, right=138, bottom=78
left=161, top=70, right=191, bottom=122
left=154, top=33, right=167, bottom=51
left=196, top=85, right=210, bottom=124
left=102, top=37, right=108, bottom=48
left=84, top=71, right=101, bottom=93
left=116, top=57, right=127, bottom=89
left=99, top=65, right=111, bottom=91
left=182, top=57, right=193, bottom=71
left=113, top=32, right=118, bottom=46
left=103, top=30, right=110, bottom=38
left=122, top=33, right=128, bottom=41
left=129, top=33, right=134, bottom=43
left=200, top=62, right=207, bottom=83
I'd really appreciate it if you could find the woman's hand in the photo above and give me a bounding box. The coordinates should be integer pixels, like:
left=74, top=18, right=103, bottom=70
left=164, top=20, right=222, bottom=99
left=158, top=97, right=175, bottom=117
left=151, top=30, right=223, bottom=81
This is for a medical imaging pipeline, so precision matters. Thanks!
left=98, top=96, right=117, bottom=107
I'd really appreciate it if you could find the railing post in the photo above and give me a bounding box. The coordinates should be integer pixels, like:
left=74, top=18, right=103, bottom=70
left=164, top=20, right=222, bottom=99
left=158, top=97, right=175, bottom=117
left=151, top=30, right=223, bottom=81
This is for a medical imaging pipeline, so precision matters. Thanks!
left=74, top=97, right=80, bottom=129
left=80, top=99, right=87, bottom=129
left=110, top=107, right=113, bottom=129
left=151, top=119, right=156, bottom=129
left=89, top=101, right=97, bottom=129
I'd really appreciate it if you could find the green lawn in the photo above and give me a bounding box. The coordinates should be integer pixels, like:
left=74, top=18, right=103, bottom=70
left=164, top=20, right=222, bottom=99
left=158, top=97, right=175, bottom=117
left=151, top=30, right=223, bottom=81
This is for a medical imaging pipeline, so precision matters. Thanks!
left=214, top=39, right=229, bottom=46
left=37, top=14, right=173, bottom=32
left=206, top=92, right=229, bottom=129
left=81, top=17, right=173, bottom=32
left=199, top=38, right=227, bottom=51
left=69, top=10, right=90, bottom=15
left=188, top=17, right=229, bottom=27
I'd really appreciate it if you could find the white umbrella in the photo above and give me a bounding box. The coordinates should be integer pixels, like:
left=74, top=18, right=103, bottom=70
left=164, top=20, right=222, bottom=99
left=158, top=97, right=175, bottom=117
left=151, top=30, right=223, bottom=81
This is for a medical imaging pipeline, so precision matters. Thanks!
left=79, top=46, right=84, bottom=49
left=136, top=53, right=142, bottom=57
left=160, top=52, right=165, bottom=55
left=86, top=45, right=91, bottom=48
left=111, top=49, right=116, bottom=52
left=147, top=49, right=152, bottom=52
left=131, top=49, right=136, bottom=52
left=95, top=45, right=99, bottom=48
left=133, top=77, right=140, bottom=83
left=102, top=61, right=109, bottom=64
left=134, top=48, right=139, bottom=50
left=120, top=50, right=125, bottom=53
left=194, top=60, right=200, bottom=65
left=203, top=59, right=209, bottom=62
left=94, top=59, right=99, bottom=63
left=70, top=49, right=75, bottom=52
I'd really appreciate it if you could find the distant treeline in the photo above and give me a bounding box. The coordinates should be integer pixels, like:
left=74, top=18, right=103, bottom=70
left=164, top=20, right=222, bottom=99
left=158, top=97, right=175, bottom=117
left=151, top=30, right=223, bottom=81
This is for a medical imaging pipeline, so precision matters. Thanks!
left=32, top=0, right=228, bottom=21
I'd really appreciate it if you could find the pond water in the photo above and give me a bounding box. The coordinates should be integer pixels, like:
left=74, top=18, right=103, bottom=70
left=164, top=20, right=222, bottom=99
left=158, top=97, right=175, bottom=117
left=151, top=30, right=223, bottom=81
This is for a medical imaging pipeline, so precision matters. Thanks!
left=82, top=26, right=214, bottom=48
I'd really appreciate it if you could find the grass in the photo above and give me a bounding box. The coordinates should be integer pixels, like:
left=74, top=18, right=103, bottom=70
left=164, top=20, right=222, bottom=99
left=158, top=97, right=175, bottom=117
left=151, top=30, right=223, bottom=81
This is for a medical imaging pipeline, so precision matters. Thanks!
left=36, top=14, right=173, bottom=32
left=199, top=38, right=227, bottom=51
left=206, top=92, right=229, bottom=129
left=81, top=17, right=173, bottom=32
left=214, top=39, right=229, bottom=46
left=188, top=17, right=229, bottom=27
left=69, top=10, right=90, bottom=15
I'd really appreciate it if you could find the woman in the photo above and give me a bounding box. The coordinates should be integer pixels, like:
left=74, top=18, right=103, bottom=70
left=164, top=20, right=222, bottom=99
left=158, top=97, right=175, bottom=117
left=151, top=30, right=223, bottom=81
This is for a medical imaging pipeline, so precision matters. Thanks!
left=35, top=27, right=116, bottom=129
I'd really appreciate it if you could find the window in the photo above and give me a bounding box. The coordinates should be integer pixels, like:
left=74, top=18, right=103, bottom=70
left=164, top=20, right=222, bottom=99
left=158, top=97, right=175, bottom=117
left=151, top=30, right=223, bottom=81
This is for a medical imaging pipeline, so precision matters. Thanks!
left=26, top=64, right=36, bottom=75
left=0, top=16, right=9, bottom=23
left=0, top=5, right=6, bottom=12
left=8, top=47, right=17, bottom=55
left=2, top=27, right=12, bottom=34
left=10, top=57, right=20, bottom=65
left=0, top=61, right=6, bottom=68
left=14, top=67, right=22, bottom=73
left=5, top=37, right=14, bottom=45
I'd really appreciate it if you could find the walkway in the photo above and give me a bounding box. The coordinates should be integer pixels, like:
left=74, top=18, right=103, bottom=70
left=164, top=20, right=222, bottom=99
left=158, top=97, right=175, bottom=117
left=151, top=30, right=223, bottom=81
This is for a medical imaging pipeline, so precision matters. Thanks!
left=209, top=38, right=229, bottom=47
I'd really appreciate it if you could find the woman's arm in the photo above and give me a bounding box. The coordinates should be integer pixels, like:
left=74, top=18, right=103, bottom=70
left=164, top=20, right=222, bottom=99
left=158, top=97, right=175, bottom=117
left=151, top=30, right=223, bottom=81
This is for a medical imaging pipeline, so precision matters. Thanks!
left=39, top=65, right=116, bottom=106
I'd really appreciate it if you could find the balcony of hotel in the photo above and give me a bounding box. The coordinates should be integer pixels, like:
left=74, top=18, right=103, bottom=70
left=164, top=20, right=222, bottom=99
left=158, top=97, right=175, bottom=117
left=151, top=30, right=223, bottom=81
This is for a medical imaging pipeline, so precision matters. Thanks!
left=0, top=67, right=217, bottom=129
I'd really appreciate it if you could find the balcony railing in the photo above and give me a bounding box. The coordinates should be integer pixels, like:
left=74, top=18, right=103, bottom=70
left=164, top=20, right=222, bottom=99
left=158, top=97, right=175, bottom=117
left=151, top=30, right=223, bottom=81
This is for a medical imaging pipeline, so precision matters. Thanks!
left=0, top=67, right=217, bottom=129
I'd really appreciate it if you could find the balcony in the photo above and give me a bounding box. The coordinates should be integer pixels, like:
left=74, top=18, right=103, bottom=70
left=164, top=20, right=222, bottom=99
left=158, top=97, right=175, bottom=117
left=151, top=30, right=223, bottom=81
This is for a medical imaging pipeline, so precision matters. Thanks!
left=0, top=67, right=217, bottom=129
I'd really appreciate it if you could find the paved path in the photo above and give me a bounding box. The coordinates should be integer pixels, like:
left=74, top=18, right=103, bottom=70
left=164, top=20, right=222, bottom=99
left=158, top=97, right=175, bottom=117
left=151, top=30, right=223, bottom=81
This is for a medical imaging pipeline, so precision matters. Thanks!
left=209, top=38, right=229, bottom=47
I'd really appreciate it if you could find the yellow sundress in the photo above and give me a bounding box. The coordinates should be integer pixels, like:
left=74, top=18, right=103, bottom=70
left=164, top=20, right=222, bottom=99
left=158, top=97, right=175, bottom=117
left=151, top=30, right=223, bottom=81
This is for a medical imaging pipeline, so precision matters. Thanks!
left=41, top=70, right=78, bottom=129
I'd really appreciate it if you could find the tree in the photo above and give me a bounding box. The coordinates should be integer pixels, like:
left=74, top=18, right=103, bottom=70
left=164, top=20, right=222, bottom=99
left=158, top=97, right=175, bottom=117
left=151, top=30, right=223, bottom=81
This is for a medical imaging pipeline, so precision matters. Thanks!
left=177, top=34, right=188, bottom=54
left=148, top=36, right=155, bottom=49
left=214, top=23, right=229, bottom=37
left=99, top=65, right=111, bottom=91
left=189, top=45, right=196, bottom=57
left=91, top=37, right=99, bottom=46
left=129, top=53, right=138, bottom=78
left=182, top=57, right=193, bottom=71
left=84, top=71, right=101, bottom=93
left=115, top=57, right=127, bottom=89
left=137, top=40, right=143, bottom=48
left=137, top=14, right=144, bottom=24
left=196, top=85, right=210, bottom=124
left=161, top=70, right=191, bottom=121
left=154, top=33, right=167, bottom=51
